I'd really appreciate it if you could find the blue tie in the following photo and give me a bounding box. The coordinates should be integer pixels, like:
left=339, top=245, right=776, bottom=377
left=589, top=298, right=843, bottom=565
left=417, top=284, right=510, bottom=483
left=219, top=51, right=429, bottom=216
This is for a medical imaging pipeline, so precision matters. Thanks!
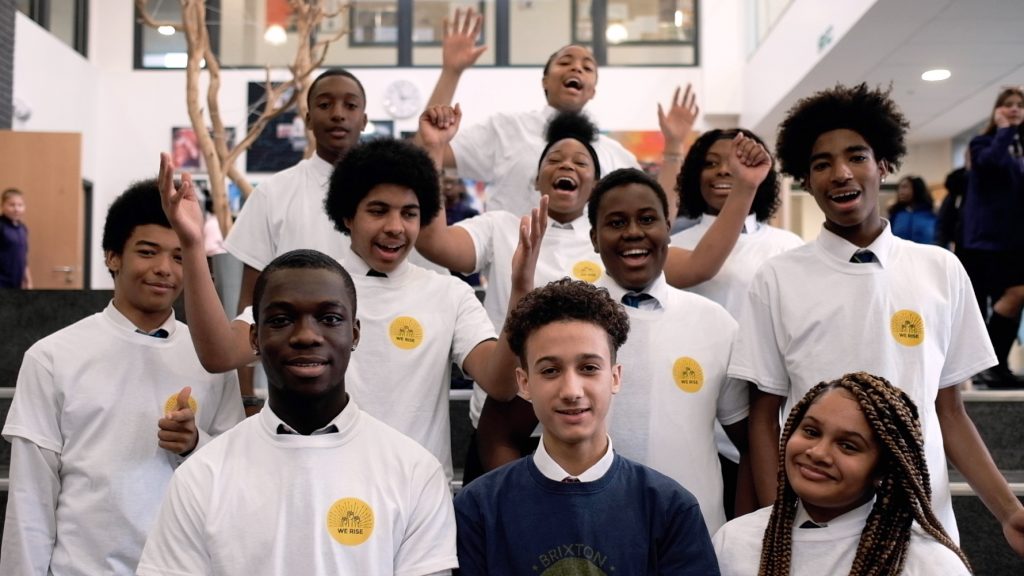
left=621, top=293, right=653, bottom=308
left=850, top=249, right=877, bottom=264
left=136, top=328, right=169, bottom=338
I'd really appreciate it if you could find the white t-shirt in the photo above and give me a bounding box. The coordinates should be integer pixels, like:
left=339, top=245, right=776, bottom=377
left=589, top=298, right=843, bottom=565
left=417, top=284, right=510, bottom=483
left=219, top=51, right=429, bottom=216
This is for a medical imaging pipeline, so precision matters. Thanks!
left=712, top=501, right=971, bottom=575
left=224, top=153, right=344, bottom=270
left=727, top=223, right=997, bottom=543
left=137, top=401, right=457, bottom=576
left=1, top=304, right=243, bottom=576
left=459, top=211, right=605, bottom=427
left=342, top=251, right=497, bottom=482
left=670, top=214, right=804, bottom=319
left=600, top=274, right=746, bottom=534
left=450, top=107, right=640, bottom=216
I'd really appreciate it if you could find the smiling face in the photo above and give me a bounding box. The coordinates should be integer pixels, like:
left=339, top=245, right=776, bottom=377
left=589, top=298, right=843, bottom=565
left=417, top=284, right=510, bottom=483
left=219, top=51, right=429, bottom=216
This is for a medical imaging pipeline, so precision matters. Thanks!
left=252, top=267, right=360, bottom=401
left=591, top=183, right=670, bottom=291
left=536, top=138, right=596, bottom=223
left=105, top=224, right=183, bottom=330
left=541, top=45, right=598, bottom=113
left=785, top=388, right=881, bottom=523
left=305, top=75, right=369, bottom=164
left=699, top=138, right=735, bottom=215
left=343, top=184, right=420, bottom=273
left=807, top=129, right=888, bottom=246
left=517, top=320, right=621, bottom=461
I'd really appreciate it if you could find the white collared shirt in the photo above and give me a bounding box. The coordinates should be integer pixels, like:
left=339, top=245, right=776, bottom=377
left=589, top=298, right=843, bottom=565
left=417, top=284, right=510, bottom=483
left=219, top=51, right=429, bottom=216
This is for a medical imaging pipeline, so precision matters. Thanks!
left=103, top=300, right=178, bottom=338
left=815, top=219, right=894, bottom=269
left=533, top=434, right=615, bottom=483
left=599, top=273, right=670, bottom=312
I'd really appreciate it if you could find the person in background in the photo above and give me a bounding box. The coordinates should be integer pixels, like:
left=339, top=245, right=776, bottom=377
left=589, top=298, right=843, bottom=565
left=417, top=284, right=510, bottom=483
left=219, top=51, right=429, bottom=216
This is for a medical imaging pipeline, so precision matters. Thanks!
left=888, top=175, right=937, bottom=244
left=0, top=187, right=31, bottom=289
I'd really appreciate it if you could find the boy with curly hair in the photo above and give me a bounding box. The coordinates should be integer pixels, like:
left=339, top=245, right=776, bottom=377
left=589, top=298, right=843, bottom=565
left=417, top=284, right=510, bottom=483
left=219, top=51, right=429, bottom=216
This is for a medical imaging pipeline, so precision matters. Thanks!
left=729, top=83, right=1024, bottom=555
left=454, top=278, right=719, bottom=575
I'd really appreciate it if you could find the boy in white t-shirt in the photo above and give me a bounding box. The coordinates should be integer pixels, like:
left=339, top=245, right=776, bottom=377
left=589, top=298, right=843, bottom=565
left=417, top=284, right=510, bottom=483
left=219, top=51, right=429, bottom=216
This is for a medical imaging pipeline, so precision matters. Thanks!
left=0, top=181, right=244, bottom=575
left=138, top=249, right=458, bottom=576
left=731, top=83, right=1024, bottom=555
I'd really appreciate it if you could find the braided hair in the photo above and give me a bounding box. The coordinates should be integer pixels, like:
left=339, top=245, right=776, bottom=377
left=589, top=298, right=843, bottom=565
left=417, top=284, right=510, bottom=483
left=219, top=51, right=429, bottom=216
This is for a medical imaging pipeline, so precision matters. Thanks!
left=758, top=372, right=972, bottom=575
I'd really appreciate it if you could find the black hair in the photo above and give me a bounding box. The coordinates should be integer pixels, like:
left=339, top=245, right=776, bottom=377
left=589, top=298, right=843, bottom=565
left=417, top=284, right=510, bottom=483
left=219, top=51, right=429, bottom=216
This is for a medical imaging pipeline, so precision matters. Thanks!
left=677, top=128, right=781, bottom=221
left=101, top=179, right=171, bottom=257
left=943, top=167, right=967, bottom=200
left=307, top=68, right=366, bottom=107
left=889, top=175, right=934, bottom=216
left=542, top=44, right=595, bottom=77
left=776, top=83, right=909, bottom=180
left=506, top=278, right=629, bottom=366
left=587, top=168, right=669, bottom=228
left=252, top=249, right=357, bottom=325
left=324, top=138, right=441, bottom=235
left=537, top=111, right=601, bottom=178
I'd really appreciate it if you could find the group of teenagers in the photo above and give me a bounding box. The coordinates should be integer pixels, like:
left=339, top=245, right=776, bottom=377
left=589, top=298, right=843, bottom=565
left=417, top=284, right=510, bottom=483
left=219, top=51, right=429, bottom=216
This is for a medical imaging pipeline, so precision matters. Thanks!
left=3, top=8, right=1024, bottom=574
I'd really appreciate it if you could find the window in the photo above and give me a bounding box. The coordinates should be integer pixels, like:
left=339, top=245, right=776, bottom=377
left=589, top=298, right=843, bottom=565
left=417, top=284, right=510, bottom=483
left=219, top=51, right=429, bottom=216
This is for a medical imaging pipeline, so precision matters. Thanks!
left=18, top=0, right=89, bottom=56
left=135, top=0, right=697, bottom=69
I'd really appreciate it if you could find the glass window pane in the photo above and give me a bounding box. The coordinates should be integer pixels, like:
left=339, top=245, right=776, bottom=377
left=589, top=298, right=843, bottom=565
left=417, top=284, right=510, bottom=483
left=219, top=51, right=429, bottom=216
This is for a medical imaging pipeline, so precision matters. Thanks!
left=16, top=0, right=34, bottom=17
left=510, top=0, right=574, bottom=65
left=323, top=0, right=399, bottom=66
left=576, top=0, right=697, bottom=66
left=139, top=0, right=190, bottom=68
left=412, top=1, right=494, bottom=66
left=49, top=0, right=78, bottom=51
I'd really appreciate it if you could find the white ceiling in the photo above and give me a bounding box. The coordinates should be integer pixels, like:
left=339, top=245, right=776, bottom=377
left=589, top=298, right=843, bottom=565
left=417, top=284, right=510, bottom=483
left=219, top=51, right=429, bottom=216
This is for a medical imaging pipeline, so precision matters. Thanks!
left=751, top=0, right=1024, bottom=145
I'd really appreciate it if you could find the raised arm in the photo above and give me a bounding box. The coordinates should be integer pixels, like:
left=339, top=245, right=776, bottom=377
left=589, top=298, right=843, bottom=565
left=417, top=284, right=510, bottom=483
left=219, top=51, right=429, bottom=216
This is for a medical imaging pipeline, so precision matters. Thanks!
left=748, top=386, right=784, bottom=506
left=415, top=7, right=486, bottom=170
left=463, top=199, right=549, bottom=401
left=158, top=153, right=256, bottom=373
left=663, top=132, right=768, bottom=288
left=415, top=104, right=480, bottom=274
left=657, top=84, right=699, bottom=221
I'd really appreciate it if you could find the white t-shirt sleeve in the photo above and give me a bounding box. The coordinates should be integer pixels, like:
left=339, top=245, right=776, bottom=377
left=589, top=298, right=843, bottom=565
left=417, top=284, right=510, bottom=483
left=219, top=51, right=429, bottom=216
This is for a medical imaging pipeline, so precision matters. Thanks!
left=728, top=271, right=790, bottom=397
left=450, top=118, right=499, bottom=182
left=136, top=470, right=214, bottom=576
left=223, top=183, right=276, bottom=271
left=454, top=213, right=497, bottom=274
left=937, top=259, right=998, bottom=388
left=3, top=348, right=62, bottom=453
left=0, top=438, right=60, bottom=575
left=451, top=282, right=499, bottom=372
left=393, top=462, right=458, bottom=576
left=203, top=372, right=245, bottom=438
left=716, top=377, right=750, bottom=426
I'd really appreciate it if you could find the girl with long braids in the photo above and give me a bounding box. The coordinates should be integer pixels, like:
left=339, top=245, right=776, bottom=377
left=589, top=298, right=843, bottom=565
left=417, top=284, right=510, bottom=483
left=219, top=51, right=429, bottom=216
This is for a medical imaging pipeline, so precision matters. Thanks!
left=713, top=372, right=972, bottom=575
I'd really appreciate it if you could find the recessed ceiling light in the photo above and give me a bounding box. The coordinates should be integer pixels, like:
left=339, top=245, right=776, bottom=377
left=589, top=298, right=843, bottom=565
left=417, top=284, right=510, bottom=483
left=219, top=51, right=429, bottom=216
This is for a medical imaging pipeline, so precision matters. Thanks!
left=921, top=69, right=951, bottom=82
left=157, top=25, right=175, bottom=36
left=264, top=24, right=287, bottom=46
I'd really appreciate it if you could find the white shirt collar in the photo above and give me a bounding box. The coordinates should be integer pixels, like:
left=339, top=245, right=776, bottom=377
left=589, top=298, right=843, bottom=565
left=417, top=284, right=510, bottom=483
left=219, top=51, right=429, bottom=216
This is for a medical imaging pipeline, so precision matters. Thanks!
left=310, top=151, right=335, bottom=185
left=794, top=497, right=875, bottom=530
left=598, top=273, right=668, bottom=311
left=342, top=247, right=412, bottom=281
left=816, top=220, right=893, bottom=268
left=545, top=212, right=591, bottom=236
left=698, top=212, right=760, bottom=234
left=260, top=395, right=360, bottom=438
left=533, top=434, right=615, bottom=482
left=103, top=301, right=177, bottom=337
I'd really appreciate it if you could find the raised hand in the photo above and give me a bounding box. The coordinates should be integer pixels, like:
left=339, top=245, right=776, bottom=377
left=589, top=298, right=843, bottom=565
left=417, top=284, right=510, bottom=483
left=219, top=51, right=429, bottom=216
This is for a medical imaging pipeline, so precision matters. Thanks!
left=158, top=153, right=205, bottom=248
left=657, top=84, right=700, bottom=153
left=442, top=7, right=487, bottom=74
left=728, top=132, right=771, bottom=192
left=511, top=195, right=550, bottom=295
left=158, top=386, right=199, bottom=455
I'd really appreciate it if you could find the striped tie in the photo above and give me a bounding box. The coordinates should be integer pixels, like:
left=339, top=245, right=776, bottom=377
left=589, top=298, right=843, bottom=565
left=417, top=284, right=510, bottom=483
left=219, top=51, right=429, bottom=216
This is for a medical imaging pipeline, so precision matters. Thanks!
left=850, top=249, right=877, bottom=264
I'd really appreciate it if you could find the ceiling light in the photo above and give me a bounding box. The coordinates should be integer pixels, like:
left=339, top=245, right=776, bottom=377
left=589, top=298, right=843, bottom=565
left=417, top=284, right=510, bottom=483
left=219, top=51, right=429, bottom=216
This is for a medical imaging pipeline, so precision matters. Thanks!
left=606, top=23, right=628, bottom=45
left=157, top=25, right=176, bottom=36
left=921, top=69, right=951, bottom=82
left=264, top=24, right=287, bottom=46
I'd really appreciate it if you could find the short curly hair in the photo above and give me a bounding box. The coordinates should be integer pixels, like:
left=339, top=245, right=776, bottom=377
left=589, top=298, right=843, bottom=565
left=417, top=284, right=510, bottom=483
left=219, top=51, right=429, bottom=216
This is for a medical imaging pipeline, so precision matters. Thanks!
left=776, top=83, right=909, bottom=180
left=505, top=278, right=629, bottom=366
left=677, top=129, right=781, bottom=221
left=101, top=179, right=170, bottom=256
left=587, top=168, right=669, bottom=228
left=324, top=138, right=441, bottom=235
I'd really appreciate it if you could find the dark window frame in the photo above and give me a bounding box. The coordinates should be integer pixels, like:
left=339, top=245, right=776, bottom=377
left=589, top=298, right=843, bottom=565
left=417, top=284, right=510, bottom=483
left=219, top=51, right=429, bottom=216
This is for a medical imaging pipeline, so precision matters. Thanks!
left=17, top=0, right=89, bottom=57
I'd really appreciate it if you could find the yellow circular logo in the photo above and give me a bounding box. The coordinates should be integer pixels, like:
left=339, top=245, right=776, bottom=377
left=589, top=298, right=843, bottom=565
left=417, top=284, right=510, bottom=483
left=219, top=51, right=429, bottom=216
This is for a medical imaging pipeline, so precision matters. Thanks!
left=326, top=498, right=374, bottom=546
left=389, top=316, right=424, bottom=350
left=571, top=260, right=603, bottom=283
left=672, top=357, right=704, bottom=393
left=163, top=393, right=198, bottom=414
left=890, top=309, right=925, bottom=347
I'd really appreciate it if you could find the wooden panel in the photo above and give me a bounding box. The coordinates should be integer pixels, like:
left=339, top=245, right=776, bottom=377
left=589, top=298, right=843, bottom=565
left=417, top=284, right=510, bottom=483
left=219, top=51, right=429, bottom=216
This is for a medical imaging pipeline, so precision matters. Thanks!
left=0, top=131, right=83, bottom=289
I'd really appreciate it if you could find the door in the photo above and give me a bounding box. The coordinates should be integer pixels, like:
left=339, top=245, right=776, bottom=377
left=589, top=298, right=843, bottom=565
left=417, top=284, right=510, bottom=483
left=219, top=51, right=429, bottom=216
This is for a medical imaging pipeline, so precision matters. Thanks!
left=0, top=131, right=84, bottom=289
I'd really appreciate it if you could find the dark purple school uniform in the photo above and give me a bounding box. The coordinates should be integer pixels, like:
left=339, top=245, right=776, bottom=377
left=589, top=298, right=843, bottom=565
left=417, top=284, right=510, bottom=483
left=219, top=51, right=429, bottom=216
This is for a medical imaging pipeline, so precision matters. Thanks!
left=0, top=215, right=28, bottom=288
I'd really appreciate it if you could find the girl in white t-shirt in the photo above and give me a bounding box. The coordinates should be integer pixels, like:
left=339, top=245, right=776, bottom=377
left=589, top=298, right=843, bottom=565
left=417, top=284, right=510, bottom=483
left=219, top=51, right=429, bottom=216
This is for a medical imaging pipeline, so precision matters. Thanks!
left=713, top=372, right=972, bottom=575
